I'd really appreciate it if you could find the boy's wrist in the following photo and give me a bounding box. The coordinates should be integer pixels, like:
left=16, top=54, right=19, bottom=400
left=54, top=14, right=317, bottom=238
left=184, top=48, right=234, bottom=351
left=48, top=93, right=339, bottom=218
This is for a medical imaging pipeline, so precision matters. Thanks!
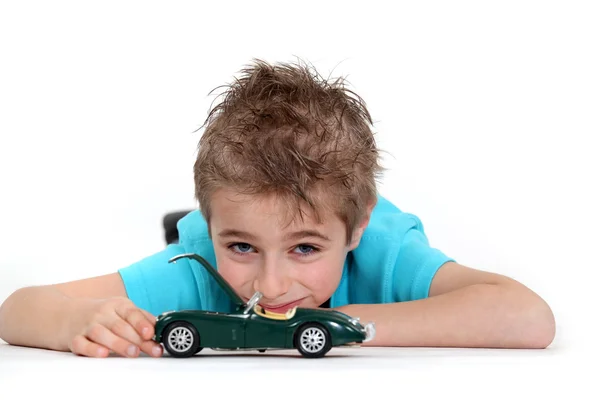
left=55, top=292, right=86, bottom=351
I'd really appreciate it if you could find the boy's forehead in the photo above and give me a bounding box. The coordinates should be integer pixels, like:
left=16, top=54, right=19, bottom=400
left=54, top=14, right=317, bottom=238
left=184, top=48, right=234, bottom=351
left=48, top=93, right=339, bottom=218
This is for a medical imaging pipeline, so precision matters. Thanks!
left=210, top=188, right=339, bottom=231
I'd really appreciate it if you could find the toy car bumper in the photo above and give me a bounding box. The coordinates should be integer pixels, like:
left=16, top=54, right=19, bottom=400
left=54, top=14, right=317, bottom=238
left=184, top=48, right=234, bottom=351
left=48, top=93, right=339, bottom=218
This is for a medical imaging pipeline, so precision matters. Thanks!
left=363, top=322, right=376, bottom=342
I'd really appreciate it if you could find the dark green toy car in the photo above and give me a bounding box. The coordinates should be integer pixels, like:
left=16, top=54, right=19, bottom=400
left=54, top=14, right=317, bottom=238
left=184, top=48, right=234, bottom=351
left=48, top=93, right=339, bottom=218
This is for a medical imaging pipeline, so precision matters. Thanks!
left=153, top=253, right=375, bottom=358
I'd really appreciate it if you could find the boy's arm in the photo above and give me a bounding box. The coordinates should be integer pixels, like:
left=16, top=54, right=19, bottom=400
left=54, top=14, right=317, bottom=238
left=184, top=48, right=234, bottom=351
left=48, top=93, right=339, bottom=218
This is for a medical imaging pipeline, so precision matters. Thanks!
left=0, top=274, right=122, bottom=349
left=0, top=273, right=157, bottom=356
left=335, top=262, right=556, bottom=349
left=1, top=243, right=202, bottom=357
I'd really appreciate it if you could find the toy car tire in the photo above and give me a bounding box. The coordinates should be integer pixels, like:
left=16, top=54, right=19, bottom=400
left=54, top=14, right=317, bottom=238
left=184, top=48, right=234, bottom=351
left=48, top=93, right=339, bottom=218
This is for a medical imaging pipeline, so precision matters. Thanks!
left=162, top=321, right=202, bottom=358
left=294, top=322, right=332, bottom=358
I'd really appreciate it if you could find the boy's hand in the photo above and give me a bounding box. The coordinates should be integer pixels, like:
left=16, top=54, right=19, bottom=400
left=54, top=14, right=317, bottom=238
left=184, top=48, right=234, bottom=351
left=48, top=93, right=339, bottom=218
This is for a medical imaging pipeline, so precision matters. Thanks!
left=66, top=297, right=163, bottom=358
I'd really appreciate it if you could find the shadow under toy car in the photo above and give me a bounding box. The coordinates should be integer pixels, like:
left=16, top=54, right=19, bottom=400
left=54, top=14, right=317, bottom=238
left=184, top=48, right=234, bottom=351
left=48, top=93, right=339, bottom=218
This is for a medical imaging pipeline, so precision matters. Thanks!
left=153, top=253, right=375, bottom=358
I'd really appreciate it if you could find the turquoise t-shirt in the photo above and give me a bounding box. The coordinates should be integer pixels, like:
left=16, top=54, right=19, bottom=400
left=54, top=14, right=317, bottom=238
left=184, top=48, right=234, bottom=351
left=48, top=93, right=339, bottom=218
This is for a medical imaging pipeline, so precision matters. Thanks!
left=118, top=195, right=455, bottom=316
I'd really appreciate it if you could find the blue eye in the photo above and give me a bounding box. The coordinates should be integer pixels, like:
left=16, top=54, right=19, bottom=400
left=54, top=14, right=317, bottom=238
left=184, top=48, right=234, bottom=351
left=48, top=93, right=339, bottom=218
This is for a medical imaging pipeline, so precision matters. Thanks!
left=227, top=243, right=319, bottom=257
left=295, top=245, right=317, bottom=256
left=230, top=243, right=254, bottom=254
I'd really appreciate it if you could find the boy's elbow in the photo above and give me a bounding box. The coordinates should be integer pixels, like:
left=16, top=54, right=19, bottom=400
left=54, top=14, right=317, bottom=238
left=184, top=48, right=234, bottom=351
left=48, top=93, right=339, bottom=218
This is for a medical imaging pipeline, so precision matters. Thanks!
left=0, top=287, right=31, bottom=339
left=523, top=294, right=556, bottom=349
left=536, top=306, right=556, bottom=349
left=499, top=281, right=556, bottom=349
left=0, top=290, right=15, bottom=340
left=0, top=289, right=15, bottom=318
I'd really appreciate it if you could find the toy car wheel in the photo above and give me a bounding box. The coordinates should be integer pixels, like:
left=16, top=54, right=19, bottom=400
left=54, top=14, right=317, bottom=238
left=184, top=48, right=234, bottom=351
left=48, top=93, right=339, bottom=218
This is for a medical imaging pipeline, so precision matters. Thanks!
left=162, top=321, right=201, bottom=358
left=295, top=323, right=332, bottom=358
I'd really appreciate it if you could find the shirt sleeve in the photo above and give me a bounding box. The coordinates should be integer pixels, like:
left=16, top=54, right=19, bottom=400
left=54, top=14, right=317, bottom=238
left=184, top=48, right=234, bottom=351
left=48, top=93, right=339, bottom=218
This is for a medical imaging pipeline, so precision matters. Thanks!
left=117, top=243, right=204, bottom=316
left=391, top=214, right=455, bottom=302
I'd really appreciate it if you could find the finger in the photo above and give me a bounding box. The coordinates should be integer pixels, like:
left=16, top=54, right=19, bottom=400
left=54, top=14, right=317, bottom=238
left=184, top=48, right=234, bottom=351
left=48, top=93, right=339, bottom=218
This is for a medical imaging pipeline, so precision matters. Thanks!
left=138, top=309, right=163, bottom=357
left=106, top=314, right=146, bottom=347
left=69, top=334, right=110, bottom=358
left=116, top=303, right=155, bottom=340
left=105, top=314, right=162, bottom=357
left=140, top=339, right=163, bottom=358
left=86, top=323, right=140, bottom=358
left=141, top=309, right=157, bottom=325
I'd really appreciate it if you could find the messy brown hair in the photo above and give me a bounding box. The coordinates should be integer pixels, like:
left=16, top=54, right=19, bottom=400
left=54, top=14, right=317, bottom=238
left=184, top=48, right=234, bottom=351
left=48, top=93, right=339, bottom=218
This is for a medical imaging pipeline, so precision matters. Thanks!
left=193, top=59, right=384, bottom=244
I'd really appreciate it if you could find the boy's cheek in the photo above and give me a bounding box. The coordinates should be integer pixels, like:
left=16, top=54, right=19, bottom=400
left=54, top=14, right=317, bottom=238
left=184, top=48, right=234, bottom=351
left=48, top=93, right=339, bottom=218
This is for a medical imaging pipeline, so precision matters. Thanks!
left=214, top=258, right=250, bottom=289
left=219, top=264, right=245, bottom=281
left=301, top=261, right=344, bottom=296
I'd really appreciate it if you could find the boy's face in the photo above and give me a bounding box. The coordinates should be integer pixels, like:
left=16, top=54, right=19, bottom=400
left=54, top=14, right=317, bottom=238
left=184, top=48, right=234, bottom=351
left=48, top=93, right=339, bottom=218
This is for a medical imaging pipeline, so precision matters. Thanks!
left=209, top=188, right=366, bottom=313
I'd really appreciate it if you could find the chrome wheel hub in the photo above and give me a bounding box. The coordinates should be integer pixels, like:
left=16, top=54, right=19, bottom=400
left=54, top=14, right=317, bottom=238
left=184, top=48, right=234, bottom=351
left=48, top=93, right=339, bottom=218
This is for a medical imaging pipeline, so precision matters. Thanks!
left=300, top=327, right=326, bottom=353
left=168, top=327, right=193, bottom=352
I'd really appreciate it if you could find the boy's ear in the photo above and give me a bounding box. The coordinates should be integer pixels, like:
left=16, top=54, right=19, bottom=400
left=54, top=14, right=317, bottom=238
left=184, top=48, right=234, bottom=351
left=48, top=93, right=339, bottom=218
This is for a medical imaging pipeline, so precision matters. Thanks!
left=348, top=199, right=377, bottom=250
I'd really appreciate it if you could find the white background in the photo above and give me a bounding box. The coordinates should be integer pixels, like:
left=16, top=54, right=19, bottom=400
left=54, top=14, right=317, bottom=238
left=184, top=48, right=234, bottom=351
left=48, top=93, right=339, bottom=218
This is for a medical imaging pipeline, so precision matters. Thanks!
left=0, top=0, right=598, bottom=396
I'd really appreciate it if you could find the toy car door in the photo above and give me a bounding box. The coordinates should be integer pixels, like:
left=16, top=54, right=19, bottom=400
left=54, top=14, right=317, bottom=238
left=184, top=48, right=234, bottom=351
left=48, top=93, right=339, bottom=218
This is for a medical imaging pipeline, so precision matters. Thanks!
left=192, top=312, right=248, bottom=349
left=245, top=307, right=289, bottom=349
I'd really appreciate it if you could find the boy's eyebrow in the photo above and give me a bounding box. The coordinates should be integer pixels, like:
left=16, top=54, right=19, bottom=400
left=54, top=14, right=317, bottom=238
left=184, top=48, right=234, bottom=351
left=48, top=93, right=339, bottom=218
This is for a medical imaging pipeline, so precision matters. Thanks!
left=284, top=230, right=331, bottom=242
left=218, top=229, right=331, bottom=242
left=218, top=229, right=258, bottom=241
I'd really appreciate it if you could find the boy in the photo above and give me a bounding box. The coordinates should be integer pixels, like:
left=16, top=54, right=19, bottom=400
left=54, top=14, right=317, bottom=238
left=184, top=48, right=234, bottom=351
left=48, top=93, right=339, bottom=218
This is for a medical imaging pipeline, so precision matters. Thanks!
left=0, top=59, right=555, bottom=358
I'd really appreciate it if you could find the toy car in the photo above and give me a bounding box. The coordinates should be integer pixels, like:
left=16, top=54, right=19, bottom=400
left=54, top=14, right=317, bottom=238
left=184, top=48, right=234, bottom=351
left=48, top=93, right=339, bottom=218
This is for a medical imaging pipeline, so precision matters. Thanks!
left=153, top=253, right=375, bottom=358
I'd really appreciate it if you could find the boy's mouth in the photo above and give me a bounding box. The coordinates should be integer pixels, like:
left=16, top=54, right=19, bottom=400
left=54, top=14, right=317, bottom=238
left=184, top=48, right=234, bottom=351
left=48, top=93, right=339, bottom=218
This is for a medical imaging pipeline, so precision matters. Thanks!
left=260, top=298, right=305, bottom=313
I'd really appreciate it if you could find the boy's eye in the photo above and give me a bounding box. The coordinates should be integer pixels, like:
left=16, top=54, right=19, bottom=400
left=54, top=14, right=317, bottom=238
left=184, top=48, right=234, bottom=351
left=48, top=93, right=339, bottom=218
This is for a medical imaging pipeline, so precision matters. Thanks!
left=227, top=243, right=319, bottom=257
left=295, top=244, right=317, bottom=255
left=231, top=243, right=254, bottom=253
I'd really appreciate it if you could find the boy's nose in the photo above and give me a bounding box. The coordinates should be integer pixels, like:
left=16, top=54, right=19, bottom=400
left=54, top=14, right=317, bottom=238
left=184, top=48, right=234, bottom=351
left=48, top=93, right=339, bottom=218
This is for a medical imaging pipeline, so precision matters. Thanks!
left=253, top=261, right=290, bottom=300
